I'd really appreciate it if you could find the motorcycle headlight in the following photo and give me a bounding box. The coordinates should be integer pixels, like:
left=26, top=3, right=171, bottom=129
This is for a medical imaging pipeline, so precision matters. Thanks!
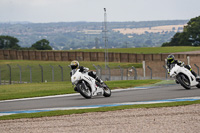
left=171, top=73, right=175, bottom=78
left=171, top=72, right=177, bottom=78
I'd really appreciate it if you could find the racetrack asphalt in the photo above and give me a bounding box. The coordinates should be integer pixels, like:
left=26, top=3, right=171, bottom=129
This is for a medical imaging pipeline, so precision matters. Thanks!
left=0, top=83, right=200, bottom=112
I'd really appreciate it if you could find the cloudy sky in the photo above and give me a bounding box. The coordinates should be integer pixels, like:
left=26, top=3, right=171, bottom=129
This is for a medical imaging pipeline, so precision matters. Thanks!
left=0, top=0, right=200, bottom=23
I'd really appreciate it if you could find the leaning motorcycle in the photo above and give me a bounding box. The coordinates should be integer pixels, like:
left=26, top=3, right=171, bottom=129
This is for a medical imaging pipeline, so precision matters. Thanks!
left=169, top=64, right=200, bottom=89
left=71, top=69, right=111, bottom=99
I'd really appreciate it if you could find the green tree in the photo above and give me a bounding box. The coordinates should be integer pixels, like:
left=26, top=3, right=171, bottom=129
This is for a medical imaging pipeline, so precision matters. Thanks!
left=0, top=35, right=20, bottom=50
left=162, top=16, right=200, bottom=46
left=31, top=39, right=52, bottom=50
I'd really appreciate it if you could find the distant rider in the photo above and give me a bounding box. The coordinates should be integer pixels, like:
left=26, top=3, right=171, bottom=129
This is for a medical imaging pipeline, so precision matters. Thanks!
left=166, top=54, right=198, bottom=77
left=69, top=60, right=104, bottom=91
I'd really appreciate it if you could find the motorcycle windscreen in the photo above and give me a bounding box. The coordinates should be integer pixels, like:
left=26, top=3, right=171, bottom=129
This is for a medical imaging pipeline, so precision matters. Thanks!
left=169, top=64, right=176, bottom=70
left=71, top=69, right=77, bottom=75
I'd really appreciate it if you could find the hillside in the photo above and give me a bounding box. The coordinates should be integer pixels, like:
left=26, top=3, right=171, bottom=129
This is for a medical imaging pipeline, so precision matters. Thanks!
left=113, top=25, right=184, bottom=35
left=0, top=20, right=188, bottom=50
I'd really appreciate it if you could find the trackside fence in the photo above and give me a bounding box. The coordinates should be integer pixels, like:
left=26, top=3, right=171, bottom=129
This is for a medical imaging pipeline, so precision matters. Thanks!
left=1, top=64, right=198, bottom=85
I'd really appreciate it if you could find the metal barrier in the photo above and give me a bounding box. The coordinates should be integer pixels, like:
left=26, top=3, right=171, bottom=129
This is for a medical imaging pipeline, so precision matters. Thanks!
left=105, top=65, right=111, bottom=81
left=118, top=65, right=124, bottom=80
left=27, top=65, right=32, bottom=83
left=194, top=64, right=199, bottom=76
left=58, top=65, right=63, bottom=81
left=126, top=67, right=131, bottom=80
left=17, top=64, right=22, bottom=83
left=163, top=65, right=168, bottom=79
left=0, top=66, right=1, bottom=85
left=39, top=64, right=43, bottom=82
left=7, top=64, right=11, bottom=84
left=126, top=67, right=137, bottom=80
left=50, top=65, right=54, bottom=82
left=97, top=65, right=102, bottom=79
left=147, top=66, right=152, bottom=79
left=132, top=66, right=137, bottom=80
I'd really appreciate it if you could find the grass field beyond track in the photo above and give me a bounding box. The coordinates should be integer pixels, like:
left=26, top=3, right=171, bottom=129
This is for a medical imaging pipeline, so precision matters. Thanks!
left=0, top=60, right=141, bottom=69
left=73, top=46, right=200, bottom=54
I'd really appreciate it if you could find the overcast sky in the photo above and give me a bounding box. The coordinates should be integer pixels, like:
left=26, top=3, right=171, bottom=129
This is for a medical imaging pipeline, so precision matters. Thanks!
left=0, top=0, right=200, bottom=23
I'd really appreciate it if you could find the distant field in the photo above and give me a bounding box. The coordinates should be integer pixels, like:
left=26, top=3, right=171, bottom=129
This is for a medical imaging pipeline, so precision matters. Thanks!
left=113, top=24, right=185, bottom=35
left=74, top=46, right=200, bottom=54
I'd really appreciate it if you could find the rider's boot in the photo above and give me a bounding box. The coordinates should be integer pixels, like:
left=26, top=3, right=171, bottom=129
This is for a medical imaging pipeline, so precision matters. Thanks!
left=191, top=70, right=200, bottom=81
left=96, top=77, right=106, bottom=87
left=96, top=77, right=103, bottom=84
left=196, top=77, right=200, bottom=82
left=95, top=81, right=101, bottom=87
left=74, top=86, right=78, bottom=92
left=191, top=70, right=197, bottom=77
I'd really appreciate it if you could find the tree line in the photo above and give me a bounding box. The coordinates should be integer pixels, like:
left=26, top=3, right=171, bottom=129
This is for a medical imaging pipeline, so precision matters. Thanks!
left=0, top=36, right=52, bottom=50
left=0, top=20, right=188, bottom=50
left=1, top=16, right=199, bottom=50
left=162, top=16, right=200, bottom=46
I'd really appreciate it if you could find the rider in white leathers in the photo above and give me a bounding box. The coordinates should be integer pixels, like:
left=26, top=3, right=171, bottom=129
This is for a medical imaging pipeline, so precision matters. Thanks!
left=166, top=54, right=199, bottom=79
left=69, top=60, right=104, bottom=91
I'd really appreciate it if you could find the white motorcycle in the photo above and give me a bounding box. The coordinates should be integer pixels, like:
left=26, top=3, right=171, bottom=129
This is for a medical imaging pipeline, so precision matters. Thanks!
left=71, top=69, right=111, bottom=99
left=170, top=64, right=200, bottom=89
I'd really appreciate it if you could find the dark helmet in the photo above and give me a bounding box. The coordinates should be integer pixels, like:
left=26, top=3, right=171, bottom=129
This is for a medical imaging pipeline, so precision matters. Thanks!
left=167, top=54, right=175, bottom=63
left=70, top=60, right=79, bottom=69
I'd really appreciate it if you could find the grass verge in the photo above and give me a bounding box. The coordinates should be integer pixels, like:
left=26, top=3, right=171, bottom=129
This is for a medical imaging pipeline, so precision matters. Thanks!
left=0, top=79, right=161, bottom=101
left=0, top=100, right=200, bottom=120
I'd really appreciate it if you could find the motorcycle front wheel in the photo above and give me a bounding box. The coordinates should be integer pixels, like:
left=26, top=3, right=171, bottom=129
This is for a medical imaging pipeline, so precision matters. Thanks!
left=196, top=83, right=200, bottom=88
left=177, top=74, right=191, bottom=90
left=102, top=83, right=111, bottom=97
left=77, top=83, right=92, bottom=99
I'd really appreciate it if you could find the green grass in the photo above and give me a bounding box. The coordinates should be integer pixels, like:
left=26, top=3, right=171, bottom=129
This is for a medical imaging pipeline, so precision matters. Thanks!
left=0, top=100, right=199, bottom=120
left=0, top=60, right=141, bottom=69
left=105, top=79, right=161, bottom=89
left=73, top=46, right=200, bottom=54
left=0, top=79, right=161, bottom=101
left=0, top=60, right=142, bottom=83
left=0, top=82, right=74, bottom=100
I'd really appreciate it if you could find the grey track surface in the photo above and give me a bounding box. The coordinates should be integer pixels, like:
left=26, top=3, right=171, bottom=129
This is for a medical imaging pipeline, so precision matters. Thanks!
left=0, top=84, right=200, bottom=112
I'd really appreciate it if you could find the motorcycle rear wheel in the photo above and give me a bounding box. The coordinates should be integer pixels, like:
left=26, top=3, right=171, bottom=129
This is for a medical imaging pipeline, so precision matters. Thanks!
left=177, top=74, right=191, bottom=90
left=77, top=83, right=92, bottom=99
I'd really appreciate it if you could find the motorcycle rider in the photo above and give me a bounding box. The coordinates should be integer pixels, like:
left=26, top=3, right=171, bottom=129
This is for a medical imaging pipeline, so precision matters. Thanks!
left=166, top=54, right=198, bottom=78
left=69, top=60, right=105, bottom=91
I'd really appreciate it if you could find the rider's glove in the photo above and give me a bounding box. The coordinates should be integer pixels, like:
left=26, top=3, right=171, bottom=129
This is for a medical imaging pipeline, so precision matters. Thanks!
left=178, top=61, right=184, bottom=67
left=167, top=69, right=170, bottom=74
left=79, top=66, right=89, bottom=73
left=79, top=66, right=84, bottom=72
left=181, top=63, right=184, bottom=67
